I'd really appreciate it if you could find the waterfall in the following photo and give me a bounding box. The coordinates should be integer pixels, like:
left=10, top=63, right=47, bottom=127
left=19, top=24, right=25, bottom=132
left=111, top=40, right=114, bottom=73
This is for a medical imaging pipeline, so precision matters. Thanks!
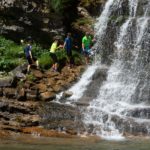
left=94, top=0, right=121, bottom=56
left=67, top=65, right=98, bottom=102
left=95, top=0, right=119, bottom=37
left=58, top=0, right=150, bottom=139
left=115, top=0, right=139, bottom=52
left=64, top=0, right=119, bottom=103
left=129, top=0, right=138, bottom=17
left=83, top=0, right=150, bottom=139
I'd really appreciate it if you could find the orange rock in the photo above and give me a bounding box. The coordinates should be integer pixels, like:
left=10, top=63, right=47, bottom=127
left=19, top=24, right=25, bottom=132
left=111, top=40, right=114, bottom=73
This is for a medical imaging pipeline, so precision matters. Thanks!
left=21, top=127, right=73, bottom=138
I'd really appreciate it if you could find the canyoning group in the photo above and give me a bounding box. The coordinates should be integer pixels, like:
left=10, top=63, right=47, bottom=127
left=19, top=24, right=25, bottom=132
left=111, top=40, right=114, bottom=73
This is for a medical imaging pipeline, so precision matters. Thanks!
left=22, top=31, right=95, bottom=74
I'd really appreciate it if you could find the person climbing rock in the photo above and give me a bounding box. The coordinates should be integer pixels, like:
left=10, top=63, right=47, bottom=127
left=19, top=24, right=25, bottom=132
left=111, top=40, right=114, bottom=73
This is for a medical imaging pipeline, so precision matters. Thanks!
left=50, top=37, right=62, bottom=72
left=23, top=36, right=39, bottom=73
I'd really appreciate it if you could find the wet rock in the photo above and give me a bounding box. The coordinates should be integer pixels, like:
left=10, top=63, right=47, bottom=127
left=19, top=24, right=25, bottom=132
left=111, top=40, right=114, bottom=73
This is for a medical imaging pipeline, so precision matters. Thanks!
left=21, top=127, right=74, bottom=137
left=63, top=91, right=73, bottom=98
left=40, top=92, right=56, bottom=101
left=40, top=102, right=85, bottom=133
left=79, top=66, right=108, bottom=102
left=75, top=101, right=90, bottom=107
left=0, top=125, right=21, bottom=132
left=0, top=65, right=85, bottom=136
left=111, top=115, right=150, bottom=136
left=15, top=115, right=41, bottom=126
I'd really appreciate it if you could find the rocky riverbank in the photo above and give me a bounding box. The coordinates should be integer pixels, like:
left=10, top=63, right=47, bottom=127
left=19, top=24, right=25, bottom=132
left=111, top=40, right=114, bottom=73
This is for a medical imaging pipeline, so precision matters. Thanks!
left=0, top=65, right=86, bottom=138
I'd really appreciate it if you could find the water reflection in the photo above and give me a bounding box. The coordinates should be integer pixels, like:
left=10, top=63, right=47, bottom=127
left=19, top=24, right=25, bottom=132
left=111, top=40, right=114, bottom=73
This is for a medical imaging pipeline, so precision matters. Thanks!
left=0, top=135, right=150, bottom=150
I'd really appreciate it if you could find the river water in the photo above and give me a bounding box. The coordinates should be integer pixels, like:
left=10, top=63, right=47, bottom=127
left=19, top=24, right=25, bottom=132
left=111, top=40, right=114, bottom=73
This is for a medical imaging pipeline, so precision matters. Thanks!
left=0, top=136, right=150, bottom=150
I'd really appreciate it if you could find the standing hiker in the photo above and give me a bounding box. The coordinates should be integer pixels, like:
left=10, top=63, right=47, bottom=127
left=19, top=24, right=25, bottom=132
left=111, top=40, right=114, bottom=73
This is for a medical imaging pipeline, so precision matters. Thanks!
left=82, top=32, right=93, bottom=64
left=23, top=36, right=39, bottom=73
left=50, top=38, right=62, bottom=72
left=63, top=32, right=74, bottom=68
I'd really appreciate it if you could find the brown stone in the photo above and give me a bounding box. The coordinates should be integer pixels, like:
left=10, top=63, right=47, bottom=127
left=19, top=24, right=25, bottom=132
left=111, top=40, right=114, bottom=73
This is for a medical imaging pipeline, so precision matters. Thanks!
left=52, top=85, right=62, bottom=92
left=0, top=88, right=3, bottom=96
left=66, top=76, right=75, bottom=83
left=56, top=80, right=66, bottom=86
left=24, top=82, right=31, bottom=89
left=32, top=70, right=43, bottom=79
left=16, top=115, right=41, bottom=126
left=45, top=70, right=59, bottom=78
left=21, top=127, right=73, bottom=138
left=46, top=78, right=56, bottom=86
left=26, top=90, right=38, bottom=100
left=0, top=65, right=85, bottom=137
left=3, top=88, right=16, bottom=98
left=40, top=91, right=56, bottom=101
left=17, top=88, right=25, bottom=101
left=35, top=83, right=47, bottom=93
left=47, top=87, right=54, bottom=92
left=62, top=91, right=73, bottom=98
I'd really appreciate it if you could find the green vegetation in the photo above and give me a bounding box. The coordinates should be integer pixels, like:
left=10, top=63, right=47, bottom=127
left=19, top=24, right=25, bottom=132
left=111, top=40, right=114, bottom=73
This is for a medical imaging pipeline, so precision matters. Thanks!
left=26, top=73, right=37, bottom=82
left=46, top=0, right=74, bottom=13
left=0, top=36, right=24, bottom=72
left=0, top=36, right=84, bottom=72
left=80, top=0, right=105, bottom=7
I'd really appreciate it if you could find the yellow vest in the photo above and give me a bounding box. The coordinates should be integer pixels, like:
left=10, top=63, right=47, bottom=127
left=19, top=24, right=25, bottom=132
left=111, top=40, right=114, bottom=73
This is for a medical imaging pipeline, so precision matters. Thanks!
left=50, top=42, right=57, bottom=53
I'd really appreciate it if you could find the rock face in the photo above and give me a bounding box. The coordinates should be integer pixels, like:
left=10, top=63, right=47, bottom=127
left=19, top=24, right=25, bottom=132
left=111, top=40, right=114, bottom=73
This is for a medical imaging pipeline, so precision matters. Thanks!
left=0, top=0, right=106, bottom=46
left=0, top=0, right=65, bottom=46
left=0, top=65, right=85, bottom=136
left=40, top=102, right=85, bottom=134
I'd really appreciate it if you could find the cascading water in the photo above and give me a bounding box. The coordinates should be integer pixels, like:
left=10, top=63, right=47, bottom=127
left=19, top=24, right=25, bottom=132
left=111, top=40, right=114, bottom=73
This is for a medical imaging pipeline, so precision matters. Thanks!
left=57, top=0, right=150, bottom=139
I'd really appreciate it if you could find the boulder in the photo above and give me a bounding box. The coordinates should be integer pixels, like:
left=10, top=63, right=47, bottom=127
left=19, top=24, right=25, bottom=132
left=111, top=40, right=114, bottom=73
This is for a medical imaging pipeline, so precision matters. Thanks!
left=3, top=88, right=17, bottom=98
left=16, top=88, right=26, bottom=101
left=40, top=91, right=56, bottom=101
left=0, top=76, right=16, bottom=87
left=62, top=91, right=73, bottom=98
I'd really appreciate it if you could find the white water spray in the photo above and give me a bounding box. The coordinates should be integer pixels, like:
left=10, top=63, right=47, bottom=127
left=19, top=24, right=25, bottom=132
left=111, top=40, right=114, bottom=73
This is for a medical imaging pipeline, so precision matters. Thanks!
left=68, top=65, right=98, bottom=102
left=58, top=0, right=150, bottom=140
left=83, top=0, right=150, bottom=139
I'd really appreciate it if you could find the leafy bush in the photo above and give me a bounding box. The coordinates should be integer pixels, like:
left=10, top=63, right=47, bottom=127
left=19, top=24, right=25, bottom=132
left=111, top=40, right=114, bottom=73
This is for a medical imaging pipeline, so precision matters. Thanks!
left=39, top=52, right=52, bottom=70
left=72, top=50, right=84, bottom=65
left=46, top=0, right=74, bottom=13
left=0, top=36, right=25, bottom=71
